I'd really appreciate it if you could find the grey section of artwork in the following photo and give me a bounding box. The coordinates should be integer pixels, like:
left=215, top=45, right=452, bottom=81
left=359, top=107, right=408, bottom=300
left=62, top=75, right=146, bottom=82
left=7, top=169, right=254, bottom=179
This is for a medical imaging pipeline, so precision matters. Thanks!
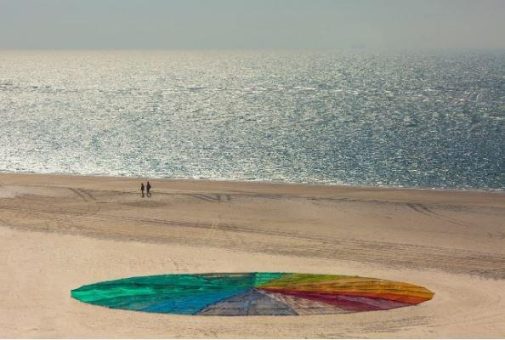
left=262, top=291, right=349, bottom=315
left=199, top=289, right=297, bottom=316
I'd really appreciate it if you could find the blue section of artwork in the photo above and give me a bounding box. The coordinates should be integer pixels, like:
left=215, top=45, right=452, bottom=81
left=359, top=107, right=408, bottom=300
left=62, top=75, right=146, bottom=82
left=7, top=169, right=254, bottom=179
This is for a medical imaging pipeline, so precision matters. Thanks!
left=141, top=288, right=251, bottom=314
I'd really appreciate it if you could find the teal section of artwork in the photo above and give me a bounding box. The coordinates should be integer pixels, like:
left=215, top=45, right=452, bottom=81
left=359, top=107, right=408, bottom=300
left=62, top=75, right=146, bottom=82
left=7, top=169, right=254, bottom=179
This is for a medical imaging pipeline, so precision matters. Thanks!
left=71, top=273, right=258, bottom=314
left=253, top=272, right=284, bottom=287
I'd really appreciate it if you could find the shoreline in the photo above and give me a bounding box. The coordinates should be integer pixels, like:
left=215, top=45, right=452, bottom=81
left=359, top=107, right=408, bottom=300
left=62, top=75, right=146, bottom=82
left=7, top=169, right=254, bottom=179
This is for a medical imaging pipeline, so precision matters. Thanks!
left=1, top=171, right=504, bottom=337
left=1, top=172, right=504, bottom=214
left=2, top=170, right=505, bottom=195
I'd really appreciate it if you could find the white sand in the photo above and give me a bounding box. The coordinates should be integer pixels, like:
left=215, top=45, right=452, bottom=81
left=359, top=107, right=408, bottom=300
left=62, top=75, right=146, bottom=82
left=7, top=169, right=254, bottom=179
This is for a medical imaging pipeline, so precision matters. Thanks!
left=0, top=173, right=504, bottom=338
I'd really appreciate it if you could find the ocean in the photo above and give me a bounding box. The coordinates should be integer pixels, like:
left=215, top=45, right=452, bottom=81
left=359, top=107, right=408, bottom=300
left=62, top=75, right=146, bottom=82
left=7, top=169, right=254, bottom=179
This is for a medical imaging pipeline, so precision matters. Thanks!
left=0, top=50, right=504, bottom=190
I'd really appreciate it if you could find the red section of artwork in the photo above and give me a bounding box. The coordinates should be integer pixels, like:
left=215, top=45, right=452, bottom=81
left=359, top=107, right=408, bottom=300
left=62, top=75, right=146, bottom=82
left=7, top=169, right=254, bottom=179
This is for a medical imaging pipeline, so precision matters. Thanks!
left=259, top=288, right=414, bottom=311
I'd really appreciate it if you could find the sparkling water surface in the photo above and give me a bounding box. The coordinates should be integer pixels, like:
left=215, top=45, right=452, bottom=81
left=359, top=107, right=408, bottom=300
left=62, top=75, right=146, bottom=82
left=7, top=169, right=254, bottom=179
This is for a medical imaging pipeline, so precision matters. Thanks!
left=0, top=50, right=504, bottom=190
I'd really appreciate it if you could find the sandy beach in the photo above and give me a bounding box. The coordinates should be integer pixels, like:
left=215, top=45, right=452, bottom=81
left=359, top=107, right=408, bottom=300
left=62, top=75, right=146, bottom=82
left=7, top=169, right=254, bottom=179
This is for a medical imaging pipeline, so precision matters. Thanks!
left=0, top=172, right=504, bottom=338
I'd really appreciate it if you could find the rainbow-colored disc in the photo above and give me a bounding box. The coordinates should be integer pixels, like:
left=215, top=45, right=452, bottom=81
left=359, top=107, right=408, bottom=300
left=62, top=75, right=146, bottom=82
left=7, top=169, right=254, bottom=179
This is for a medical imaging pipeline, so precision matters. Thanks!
left=71, top=272, right=434, bottom=316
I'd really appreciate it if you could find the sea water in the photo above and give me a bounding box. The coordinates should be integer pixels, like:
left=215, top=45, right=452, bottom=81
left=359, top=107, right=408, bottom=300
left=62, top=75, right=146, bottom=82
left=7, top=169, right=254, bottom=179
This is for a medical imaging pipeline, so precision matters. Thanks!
left=0, top=50, right=504, bottom=190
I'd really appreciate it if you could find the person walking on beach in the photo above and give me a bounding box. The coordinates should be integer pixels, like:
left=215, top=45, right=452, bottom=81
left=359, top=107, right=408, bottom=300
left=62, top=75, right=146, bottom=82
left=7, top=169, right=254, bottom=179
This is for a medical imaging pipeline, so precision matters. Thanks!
left=140, top=182, right=145, bottom=198
left=146, top=181, right=151, bottom=197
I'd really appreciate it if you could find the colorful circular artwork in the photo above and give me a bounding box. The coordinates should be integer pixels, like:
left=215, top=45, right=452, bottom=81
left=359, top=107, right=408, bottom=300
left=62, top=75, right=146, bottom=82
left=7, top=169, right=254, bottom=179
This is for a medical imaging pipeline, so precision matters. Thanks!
left=71, top=272, right=434, bottom=316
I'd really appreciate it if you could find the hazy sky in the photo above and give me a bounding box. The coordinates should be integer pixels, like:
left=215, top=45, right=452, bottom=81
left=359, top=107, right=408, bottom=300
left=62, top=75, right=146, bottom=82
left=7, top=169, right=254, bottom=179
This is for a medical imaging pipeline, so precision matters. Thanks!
left=1, top=0, right=504, bottom=49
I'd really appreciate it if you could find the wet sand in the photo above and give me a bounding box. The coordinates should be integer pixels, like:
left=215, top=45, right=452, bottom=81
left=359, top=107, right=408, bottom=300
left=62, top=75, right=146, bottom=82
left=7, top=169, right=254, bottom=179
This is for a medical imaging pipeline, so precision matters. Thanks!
left=0, top=173, right=504, bottom=338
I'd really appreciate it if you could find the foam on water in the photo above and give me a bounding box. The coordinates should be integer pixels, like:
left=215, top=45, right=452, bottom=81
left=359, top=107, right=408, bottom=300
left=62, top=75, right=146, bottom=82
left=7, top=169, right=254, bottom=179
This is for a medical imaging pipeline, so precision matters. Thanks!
left=0, top=50, right=504, bottom=190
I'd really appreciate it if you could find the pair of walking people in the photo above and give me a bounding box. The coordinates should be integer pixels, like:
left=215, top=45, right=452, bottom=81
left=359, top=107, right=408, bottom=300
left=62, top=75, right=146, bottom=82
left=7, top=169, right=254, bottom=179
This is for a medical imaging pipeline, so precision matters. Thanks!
left=140, top=181, right=151, bottom=198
